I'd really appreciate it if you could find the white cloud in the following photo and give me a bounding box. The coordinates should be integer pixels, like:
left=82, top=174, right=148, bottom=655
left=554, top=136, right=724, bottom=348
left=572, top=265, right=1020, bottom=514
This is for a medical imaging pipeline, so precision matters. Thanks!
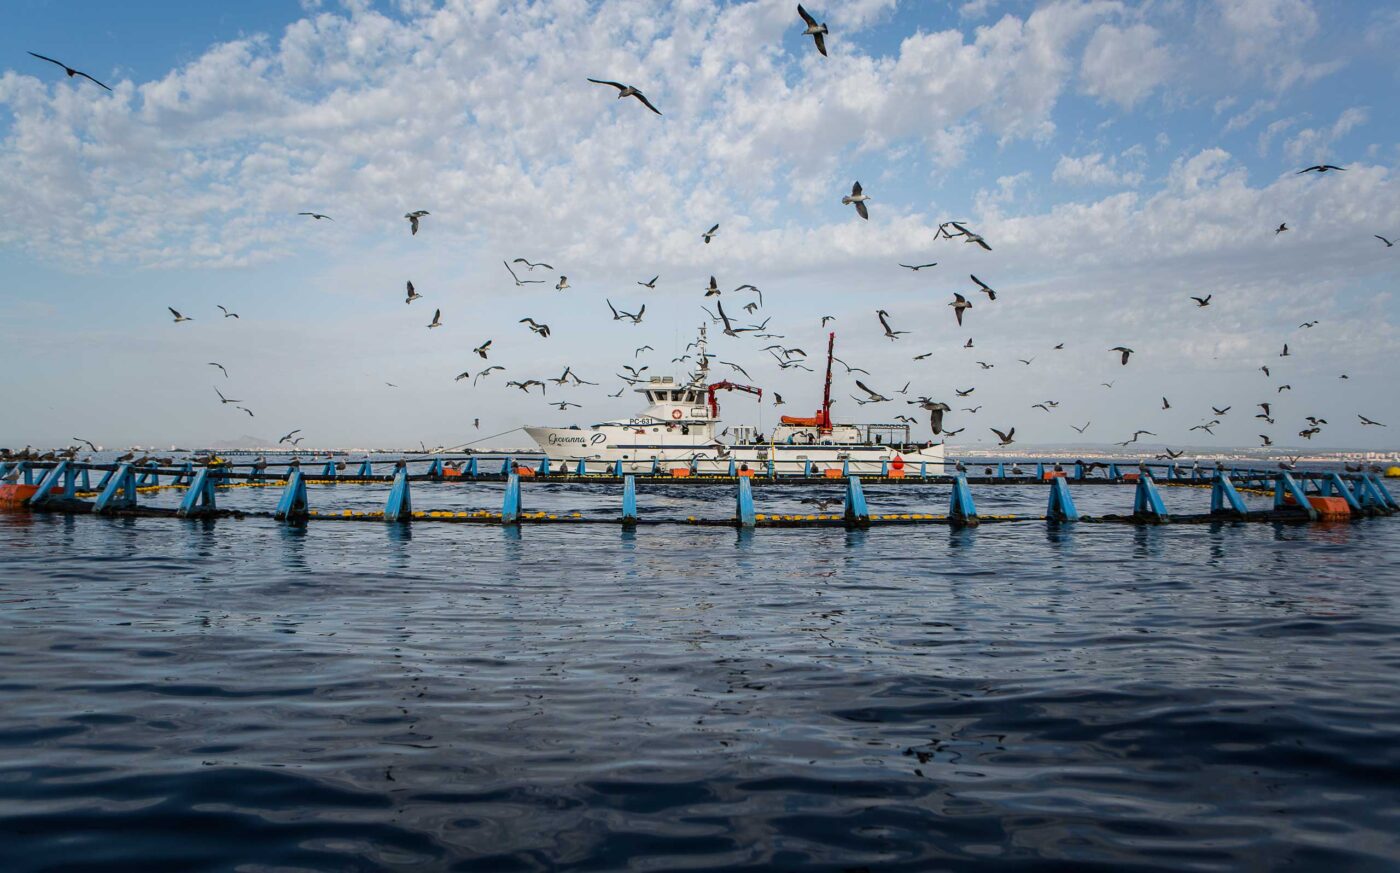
left=1079, top=23, right=1171, bottom=108
left=1283, top=107, right=1368, bottom=164
left=1211, top=0, right=1342, bottom=90
left=0, top=0, right=1123, bottom=269
left=1223, top=98, right=1276, bottom=133
left=1052, top=151, right=1144, bottom=187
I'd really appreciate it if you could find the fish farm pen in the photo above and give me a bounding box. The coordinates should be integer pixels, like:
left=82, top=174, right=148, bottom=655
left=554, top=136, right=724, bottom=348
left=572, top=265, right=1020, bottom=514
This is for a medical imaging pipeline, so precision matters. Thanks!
left=2, top=455, right=1395, bottom=529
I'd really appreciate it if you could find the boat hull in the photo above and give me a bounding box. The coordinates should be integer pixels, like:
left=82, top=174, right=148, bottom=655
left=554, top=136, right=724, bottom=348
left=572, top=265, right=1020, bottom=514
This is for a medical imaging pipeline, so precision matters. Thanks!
left=523, top=426, right=945, bottom=475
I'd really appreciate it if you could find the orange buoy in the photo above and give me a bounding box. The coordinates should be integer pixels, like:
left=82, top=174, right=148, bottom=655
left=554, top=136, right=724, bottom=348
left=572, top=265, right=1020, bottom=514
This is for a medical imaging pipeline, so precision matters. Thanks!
left=1308, top=496, right=1351, bottom=520
left=515, top=466, right=536, bottom=477
left=0, top=483, right=42, bottom=508
left=1042, top=471, right=1067, bottom=480
left=823, top=468, right=843, bottom=479
left=669, top=468, right=691, bottom=478
left=891, top=455, right=905, bottom=471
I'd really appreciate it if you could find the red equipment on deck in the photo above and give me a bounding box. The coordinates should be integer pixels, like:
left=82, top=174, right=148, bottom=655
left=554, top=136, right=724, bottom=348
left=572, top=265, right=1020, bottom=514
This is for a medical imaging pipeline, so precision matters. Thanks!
left=706, top=380, right=762, bottom=417
left=779, top=331, right=835, bottom=432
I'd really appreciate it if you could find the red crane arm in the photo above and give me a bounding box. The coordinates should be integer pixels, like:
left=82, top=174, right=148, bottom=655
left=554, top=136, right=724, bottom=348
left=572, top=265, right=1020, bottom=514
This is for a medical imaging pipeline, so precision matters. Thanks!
left=706, top=380, right=763, bottom=417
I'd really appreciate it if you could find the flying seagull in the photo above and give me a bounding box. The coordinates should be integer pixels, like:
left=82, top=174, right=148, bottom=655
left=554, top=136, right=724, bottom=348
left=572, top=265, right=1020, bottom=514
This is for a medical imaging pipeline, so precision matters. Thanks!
left=853, top=380, right=891, bottom=404
left=555, top=276, right=570, bottom=291
left=1191, top=295, right=1211, bottom=307
left=474, top=340, right=492, bottom=359
left=990, top=427, right=1015, bottom=446
left=842, top=181, right=869, bottom=219
left=586, top=78, right=662, bottom=114
left=899, top=262, right=937, bottom=271
left=702, top=223, right=719, bottom=244
left=504, top=261, right=544, bottom=286
left=27, top=52, right=111, bottom=90
left=1111, top=346, right=1134, bottom=365
left=406, top=281, right=423, bottom=303
left=1071, top=422, right=1091, bottom=434
left=949, top=293, right=972, bottom=326
left=1378, top=235, right=1395, bottom=248
left=513, top=258, right=554, bottom=271
left=921, top=401, right=952, bottom=434
left=169, top=307, right=192, bottom=323
left=876, top=309, right=907, bottom=340
left=405, top=210, right=429, bottom=235
left=796, top=4, right=828, bottom=56
left=208, top=362, right=228, bottom=378
left=608, top=299, right=645, bottom=324
left=1275, top=223, right=1289, bottom=234
left=970, top=275, right=996, bottom=300
left=474, top=366, right=503, bottom=384
left=1297, top=164, right=1345, bottom=174
left=638, top=276, right=658, bottom=288
left=214, top=388, right=239, bottom=405
left=298, top=212, right=333, bottom=221
left=217, top=305, right=239, bottom=319
left=519, top=317, right=551, bottom=338
left=1358, top=415, right=1386, bottom=427
left=278, top=429, right=302, bottom=445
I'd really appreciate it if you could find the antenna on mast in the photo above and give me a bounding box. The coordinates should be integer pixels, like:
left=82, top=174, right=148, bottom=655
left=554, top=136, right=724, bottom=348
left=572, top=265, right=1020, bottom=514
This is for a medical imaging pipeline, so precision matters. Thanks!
left=820, top=331, right=835, bottom=431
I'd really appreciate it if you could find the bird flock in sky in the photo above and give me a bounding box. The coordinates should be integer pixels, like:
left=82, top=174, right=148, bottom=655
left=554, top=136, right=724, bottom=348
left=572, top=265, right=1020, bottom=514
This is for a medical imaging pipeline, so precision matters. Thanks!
left=12, top=5, right=1396, bottom=460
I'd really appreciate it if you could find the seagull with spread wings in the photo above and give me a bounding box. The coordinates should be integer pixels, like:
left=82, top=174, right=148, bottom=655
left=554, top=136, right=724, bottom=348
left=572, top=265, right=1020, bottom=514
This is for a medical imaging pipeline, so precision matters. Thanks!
left=586, top=78, right=662, bottom=114
left=27, top=52, right=111, bottom=90
left=796, top=5, right=829, bottom=56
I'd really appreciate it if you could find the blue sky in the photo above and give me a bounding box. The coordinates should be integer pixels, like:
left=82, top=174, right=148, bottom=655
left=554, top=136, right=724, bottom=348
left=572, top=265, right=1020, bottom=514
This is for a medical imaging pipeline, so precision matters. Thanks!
left=1, top=0, right=1398, bottom=452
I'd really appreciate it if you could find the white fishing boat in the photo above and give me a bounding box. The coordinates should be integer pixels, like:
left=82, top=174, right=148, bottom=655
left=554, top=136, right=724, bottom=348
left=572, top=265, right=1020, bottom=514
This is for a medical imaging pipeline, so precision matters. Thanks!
left=524, top=328, right=946, bottom=475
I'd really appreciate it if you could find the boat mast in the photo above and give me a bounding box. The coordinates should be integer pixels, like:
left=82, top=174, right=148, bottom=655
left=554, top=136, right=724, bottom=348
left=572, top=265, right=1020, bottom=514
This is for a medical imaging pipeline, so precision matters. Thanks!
left=820, top=331, right=835, bottom=431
